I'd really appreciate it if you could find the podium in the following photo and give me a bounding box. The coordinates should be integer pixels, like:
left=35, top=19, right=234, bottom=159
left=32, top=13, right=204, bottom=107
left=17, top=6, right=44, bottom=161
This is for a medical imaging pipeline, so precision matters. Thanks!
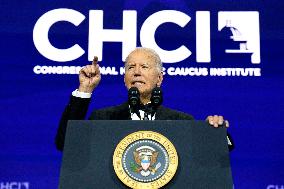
left=59, top=120, right=233, bottom=189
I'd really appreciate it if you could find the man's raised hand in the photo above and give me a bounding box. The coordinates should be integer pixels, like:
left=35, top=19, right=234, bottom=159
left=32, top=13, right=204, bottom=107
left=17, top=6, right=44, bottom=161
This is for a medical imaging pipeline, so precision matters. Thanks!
left=78, top=56, right=101, bottom=93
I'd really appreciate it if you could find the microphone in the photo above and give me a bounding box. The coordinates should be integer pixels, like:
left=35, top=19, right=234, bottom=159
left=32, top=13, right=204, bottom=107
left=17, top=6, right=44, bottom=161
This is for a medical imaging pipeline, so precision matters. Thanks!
left=148, top=87, right=163, bottom=119
left=128, top=87, right=141, bottom=119
left=151, top=87, right=163, bottom=108
left=128, top=87, right=163, bottom=120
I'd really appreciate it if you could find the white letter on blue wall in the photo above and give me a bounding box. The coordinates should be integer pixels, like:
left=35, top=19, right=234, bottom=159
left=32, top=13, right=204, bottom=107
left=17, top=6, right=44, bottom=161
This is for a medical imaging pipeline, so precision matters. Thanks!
left=88, top=10, right=137, bottom=61
left=196, top=11, right=211, bottom=63
left=33, top=8, right=85, bottom=62
left=140, top=10, right=191, bottom=63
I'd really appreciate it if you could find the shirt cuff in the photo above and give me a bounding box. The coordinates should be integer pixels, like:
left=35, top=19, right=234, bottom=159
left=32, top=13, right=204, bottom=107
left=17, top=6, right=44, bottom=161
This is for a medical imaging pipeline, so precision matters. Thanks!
left=72, top=89, right=92, bottom=98
left=227, top=136, right=232, bottom=146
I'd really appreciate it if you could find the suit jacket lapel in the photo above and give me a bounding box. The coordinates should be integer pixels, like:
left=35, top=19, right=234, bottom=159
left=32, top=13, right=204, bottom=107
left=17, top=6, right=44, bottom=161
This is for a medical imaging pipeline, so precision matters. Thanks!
left=155, top=106, right=167, bottom=120
left=116, top=102, right=131, bottom=120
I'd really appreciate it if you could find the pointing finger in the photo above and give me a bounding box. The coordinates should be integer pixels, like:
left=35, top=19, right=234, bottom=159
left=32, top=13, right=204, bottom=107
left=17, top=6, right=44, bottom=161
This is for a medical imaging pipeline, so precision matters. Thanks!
left=95, top=64, right=100, bottom=75
left=86, top=65, right=93, bottom=77
left=92, top=56, right=98, bottom=66
left=90, top=64, right=97, bottom=76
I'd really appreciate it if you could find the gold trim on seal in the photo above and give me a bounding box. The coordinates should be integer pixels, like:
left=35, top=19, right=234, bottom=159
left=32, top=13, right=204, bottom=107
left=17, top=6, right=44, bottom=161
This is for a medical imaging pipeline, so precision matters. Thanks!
left=113, top=131, right=178, bottom=189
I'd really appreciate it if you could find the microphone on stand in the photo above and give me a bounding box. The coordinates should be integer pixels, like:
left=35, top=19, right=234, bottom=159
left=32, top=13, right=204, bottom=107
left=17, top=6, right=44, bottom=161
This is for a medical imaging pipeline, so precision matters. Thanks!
left=128, top=87, right=141, bottom=119
left=128, top=87, right=163, bottom=120
left=151, top=87, right=163, bottom=107
left=150, top=87, right=163, bottom=119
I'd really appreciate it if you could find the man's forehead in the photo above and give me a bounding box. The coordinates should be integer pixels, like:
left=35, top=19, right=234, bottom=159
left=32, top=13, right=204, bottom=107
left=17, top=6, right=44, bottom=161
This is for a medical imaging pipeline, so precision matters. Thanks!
left=126, top=51, right=155, bottom=64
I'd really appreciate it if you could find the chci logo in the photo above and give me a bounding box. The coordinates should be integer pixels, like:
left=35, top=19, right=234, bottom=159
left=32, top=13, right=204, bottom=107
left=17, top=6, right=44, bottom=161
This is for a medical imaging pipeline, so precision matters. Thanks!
left=113, top=131, right=178, bottom=189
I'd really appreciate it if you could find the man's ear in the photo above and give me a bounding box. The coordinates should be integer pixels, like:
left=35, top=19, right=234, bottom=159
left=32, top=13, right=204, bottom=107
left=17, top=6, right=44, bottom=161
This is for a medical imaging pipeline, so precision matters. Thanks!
left=157, top=72, right=163, bottom=87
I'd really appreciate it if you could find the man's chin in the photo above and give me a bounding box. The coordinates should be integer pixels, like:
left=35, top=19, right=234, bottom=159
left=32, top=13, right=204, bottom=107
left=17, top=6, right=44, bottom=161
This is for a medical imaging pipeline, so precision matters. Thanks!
left=136, top=87, right=145, bottom=94
left=126, top=86, right=151, bottom=96
left=140, top=89, right=152, bottom=98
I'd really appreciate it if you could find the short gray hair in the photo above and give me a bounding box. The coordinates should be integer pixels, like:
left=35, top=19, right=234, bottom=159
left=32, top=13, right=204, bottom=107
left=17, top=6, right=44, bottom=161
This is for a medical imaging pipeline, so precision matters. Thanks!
left=125, top=47, right=163, bottom=72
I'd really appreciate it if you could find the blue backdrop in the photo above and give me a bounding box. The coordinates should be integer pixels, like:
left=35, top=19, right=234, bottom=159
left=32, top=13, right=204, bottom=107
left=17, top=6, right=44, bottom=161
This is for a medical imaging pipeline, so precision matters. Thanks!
left=1, top=1, right=284, bottom=188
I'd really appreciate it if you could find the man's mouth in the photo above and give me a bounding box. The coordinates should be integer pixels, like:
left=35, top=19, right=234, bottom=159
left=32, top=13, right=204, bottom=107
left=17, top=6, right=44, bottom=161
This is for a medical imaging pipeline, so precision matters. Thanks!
left=131, top=81, right=145, bottom=87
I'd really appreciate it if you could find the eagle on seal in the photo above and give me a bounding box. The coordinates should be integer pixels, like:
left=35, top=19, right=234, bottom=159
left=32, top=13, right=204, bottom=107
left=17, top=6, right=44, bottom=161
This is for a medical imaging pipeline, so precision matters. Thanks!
left=132, top=149, right=159, bottom=176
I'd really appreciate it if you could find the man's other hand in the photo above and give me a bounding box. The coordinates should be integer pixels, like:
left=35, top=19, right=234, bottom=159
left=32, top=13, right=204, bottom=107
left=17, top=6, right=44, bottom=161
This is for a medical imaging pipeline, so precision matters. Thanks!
left=206, top=115, right=229, bottom=128
left=78, top=56, right=101, bottom=93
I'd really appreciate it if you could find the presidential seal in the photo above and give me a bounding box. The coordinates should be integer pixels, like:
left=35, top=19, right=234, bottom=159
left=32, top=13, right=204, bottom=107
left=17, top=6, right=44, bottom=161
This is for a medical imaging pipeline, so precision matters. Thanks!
left=113, top=131, right=178, bottom=189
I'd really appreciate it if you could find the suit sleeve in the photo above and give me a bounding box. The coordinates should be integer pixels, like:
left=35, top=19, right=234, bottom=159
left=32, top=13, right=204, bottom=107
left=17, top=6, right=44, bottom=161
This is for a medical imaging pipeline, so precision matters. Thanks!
left=55, top=96, right=91, bottom=151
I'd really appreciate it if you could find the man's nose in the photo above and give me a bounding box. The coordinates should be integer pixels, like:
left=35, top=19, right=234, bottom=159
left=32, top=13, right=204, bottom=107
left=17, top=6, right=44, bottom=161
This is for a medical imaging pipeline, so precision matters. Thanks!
left=134, top=66, right=141, bottom=75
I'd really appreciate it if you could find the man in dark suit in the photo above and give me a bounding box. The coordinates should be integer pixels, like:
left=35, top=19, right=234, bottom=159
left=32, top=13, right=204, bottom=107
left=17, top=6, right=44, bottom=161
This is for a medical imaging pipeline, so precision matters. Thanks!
left=55, top=47, right=233, bottom=151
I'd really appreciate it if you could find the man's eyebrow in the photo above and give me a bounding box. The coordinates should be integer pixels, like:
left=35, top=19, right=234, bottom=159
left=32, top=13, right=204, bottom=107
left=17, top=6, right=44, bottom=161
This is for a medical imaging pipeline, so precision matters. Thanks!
left=141, top=62, right=149, bottom=65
